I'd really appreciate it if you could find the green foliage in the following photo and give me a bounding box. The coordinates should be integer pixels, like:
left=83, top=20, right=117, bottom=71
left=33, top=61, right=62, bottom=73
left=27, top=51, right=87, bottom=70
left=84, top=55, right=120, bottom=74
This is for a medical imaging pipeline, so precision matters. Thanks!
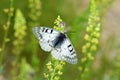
left=0, top=0, right=119, bottom=80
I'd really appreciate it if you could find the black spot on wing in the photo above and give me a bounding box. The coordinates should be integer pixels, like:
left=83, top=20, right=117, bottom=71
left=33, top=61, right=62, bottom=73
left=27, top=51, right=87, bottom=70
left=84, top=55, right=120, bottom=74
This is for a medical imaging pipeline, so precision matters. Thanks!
left=71, top=51, right=75, bottom=55
left=50, top=29, right=53, bottom=33
left=42, top=27, right=53, bottom=34
left=45, top=28, right=49, bottom=32
left=68, top=44, right=74, bottom=53
left=68, top=44, right=72, bottom=47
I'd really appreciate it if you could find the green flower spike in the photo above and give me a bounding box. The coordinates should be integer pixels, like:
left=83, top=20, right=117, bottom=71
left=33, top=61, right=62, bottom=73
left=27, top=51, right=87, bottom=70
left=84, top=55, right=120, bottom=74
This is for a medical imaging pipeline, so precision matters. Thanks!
left=43, top=16, right=66, bottom=80
left=79, top=0, right=101, bottom=79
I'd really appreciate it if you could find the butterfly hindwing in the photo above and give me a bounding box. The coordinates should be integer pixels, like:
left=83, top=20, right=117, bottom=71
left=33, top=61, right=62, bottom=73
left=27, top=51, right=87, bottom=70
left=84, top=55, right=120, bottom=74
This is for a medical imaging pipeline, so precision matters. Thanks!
left=51, top=35, right=78, bottom=64
left=32, top=27, right=59, bottom=52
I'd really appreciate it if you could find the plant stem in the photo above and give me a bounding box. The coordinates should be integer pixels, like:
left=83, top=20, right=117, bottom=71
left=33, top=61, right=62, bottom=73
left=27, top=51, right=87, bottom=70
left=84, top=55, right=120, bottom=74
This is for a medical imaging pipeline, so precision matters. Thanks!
left=0, top=0, right=14, bottom=66
left=50, top=61, right=59, bottom=80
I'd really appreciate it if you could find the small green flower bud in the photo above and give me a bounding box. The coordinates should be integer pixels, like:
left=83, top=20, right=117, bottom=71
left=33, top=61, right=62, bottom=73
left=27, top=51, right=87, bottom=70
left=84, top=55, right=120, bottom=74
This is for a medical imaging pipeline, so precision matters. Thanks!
left=87, top=53, right=94, bottom=60
left=84, top=34, right=90, bottom=41
left=56, top=64, right=62, bottom=70
left=90, top=45, right=97, bottom=51
left=81, top=57, right=87, bottom=63
left=54, top=76, right=60, bottom=80
left=91, top=38, right=98, bottom=44
left=82, top=46, right=87, bottom=53
left=58, top=71, right=63, bottom=75
left=86, top=43, right=91, bottom=48
left=43, top=73, right=49, bottom=78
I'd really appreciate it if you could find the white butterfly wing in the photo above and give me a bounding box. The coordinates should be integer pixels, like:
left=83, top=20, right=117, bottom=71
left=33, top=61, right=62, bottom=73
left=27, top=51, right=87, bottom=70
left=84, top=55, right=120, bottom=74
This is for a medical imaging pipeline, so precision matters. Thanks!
left=32, top=27, right=59, bottom=52
left=38, top=41, right=52, bottom=52
left=33, top=27, right=78, bottom=64
left=51, top=36, right=78, bottom=64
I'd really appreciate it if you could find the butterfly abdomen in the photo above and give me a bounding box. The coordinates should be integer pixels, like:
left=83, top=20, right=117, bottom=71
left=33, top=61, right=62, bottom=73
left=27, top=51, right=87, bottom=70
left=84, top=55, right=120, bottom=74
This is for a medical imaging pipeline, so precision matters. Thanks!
left=53, top=33, right=66, bottom=48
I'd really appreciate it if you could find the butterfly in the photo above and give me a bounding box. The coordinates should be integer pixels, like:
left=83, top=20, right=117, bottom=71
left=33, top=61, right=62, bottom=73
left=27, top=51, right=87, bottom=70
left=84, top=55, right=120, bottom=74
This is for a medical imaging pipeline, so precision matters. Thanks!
left=32, top=27, right=78, bottom=64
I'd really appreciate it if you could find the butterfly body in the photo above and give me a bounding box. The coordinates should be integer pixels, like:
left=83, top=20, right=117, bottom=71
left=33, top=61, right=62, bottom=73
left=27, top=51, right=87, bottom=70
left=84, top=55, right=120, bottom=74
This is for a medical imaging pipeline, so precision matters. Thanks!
left=33, top=27, right=78, bottom=64
left=53, top=33, right=66, bottom=48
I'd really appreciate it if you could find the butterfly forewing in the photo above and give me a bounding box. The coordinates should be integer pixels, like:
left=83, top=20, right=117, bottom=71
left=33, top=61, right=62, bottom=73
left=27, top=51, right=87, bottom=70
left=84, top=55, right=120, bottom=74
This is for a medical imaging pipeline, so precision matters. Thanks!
left=51, top=35, right=77, bottom=64
left=32, top=27, right=59, bottom=52
left=32, top=27, right=59, bottom=42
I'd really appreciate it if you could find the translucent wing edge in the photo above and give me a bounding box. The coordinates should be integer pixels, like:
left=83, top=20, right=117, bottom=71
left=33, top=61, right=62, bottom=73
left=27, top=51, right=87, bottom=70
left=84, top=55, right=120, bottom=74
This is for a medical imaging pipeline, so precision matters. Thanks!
left=32, top=27, right=42, bottom=40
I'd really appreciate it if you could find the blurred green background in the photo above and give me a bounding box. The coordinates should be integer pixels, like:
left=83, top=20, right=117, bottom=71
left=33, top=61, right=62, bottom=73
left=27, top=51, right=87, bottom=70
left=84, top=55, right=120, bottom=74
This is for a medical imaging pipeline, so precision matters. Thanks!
left=0, top=0, right=120, bottom=80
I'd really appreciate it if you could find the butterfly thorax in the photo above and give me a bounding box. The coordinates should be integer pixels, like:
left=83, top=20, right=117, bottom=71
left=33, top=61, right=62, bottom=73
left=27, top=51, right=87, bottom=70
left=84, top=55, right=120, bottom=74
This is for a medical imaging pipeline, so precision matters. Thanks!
left=53, top=33, right=66, bottom=48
